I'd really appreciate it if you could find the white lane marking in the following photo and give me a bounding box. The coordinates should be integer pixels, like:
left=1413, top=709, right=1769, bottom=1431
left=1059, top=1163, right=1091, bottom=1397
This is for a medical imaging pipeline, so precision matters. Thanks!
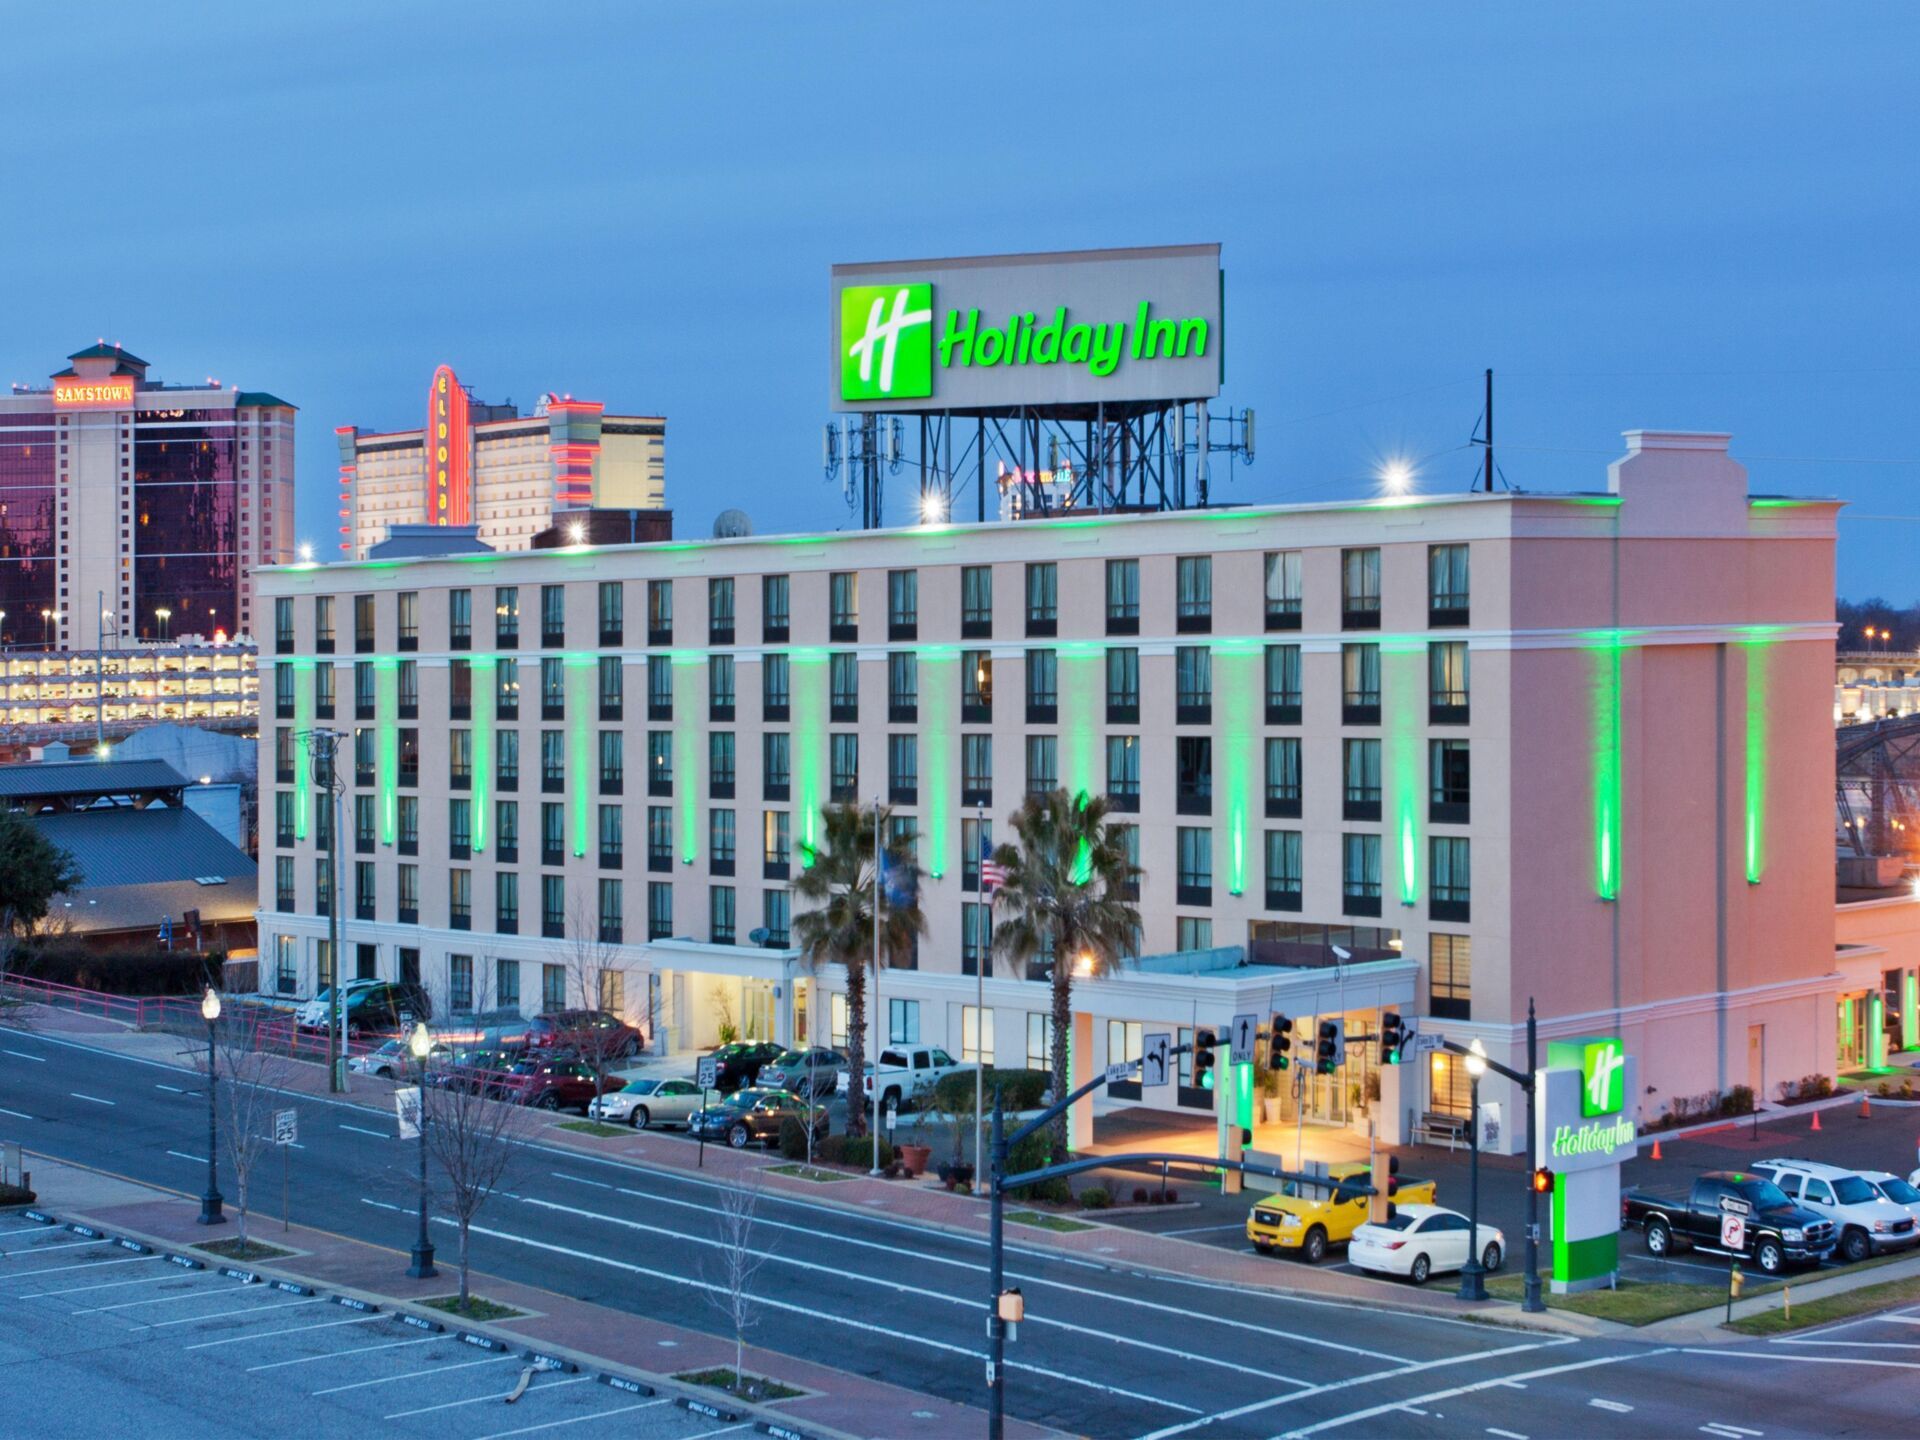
left=185, top=1311, right=385, bottom=1349
left=467, top=1399, right=678, bottom=1440
left=554, top=1172, right=613, bottom=1189
left=144, top=1296, right=325, bottom=1329
left=68, top=1092, right=115, bottom=1106
left=452, top=1216, right=1202, bottom=1414
left=340, top=1123, right=388, bottom=1139
left=1271, top=1349, right=1667, bottom=1439
left=1487, top=1429, right=1529, bottom=1439
left=1702, top=1427, right=1763, bottom=1438
left=156, top=1083, right=187, bottom=1093
left=19, top=1273, right=180, bottom=1299
left=1679, top=1347, right=1920, bottom=1371
left=308, top=1350, right=512, bottom=1389
left=361, top=1197, right=406, bottom=1212
left=4, top=1238, right=109, bottom=1255
left=249, top=1335, right=441, bottom=1373
left=1776, top=1339, right=1920, bottom=1350
left=1590, top=1398, right=1634, bottom=1413
left=384, top=1375, right=590, bottom=1419
left=1882, top=1315, right=1920, bottom=1326
left=0, top=1107, right=34, bottom=1121
left=2, top=1049, right=45, bottom=1062
left=0, top=1254, right=158, bottom=1281
left=517, top=1192, right=1311, bottom=1387
left=551, top=1174, right=1399, bottom=1364
left=1135, top=1339, right=1571, bottom=1440
left=166, top=1150, right=207, bottom=1165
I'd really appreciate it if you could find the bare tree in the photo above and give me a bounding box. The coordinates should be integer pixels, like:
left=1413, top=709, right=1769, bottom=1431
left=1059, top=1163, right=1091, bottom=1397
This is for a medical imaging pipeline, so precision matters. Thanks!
left=563, top=895, right=639, bottom=1110
left=421, top=1058, right=535, bottom=1312
left=210, top=1005, right=299, bottom=1253
left=702, top=1169, right=772, bottom=1394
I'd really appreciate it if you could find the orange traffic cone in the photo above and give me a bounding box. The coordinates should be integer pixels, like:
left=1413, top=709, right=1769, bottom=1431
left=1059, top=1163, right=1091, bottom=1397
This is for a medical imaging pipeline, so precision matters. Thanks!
left=1811, top=1109, right=1823, bottom=1132
left=1860, top=1093, right=1872, bottom=1119
left=1650, top=1138, right=1663, bottom=1160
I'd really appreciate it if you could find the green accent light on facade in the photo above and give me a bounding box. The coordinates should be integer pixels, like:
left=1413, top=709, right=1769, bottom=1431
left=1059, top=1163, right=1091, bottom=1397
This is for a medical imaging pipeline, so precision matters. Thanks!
left=471, top=658, right=494, bottom=854
left=920, top=650, right=954, bottom=877
left=377, top=661, right=399, bottom=845
left=1216, top=645, right=1257, bottom=896
left=293, top=664, right=314, bottom=841
left=1870, top=994, right=1888, bottom=1069
left=1386, top=649, right=1421, bottom=906
left=1840, top=996, right=1854, bottom=1065
left=1061, top=651, right=1099, bottom=801
left=1905, top=973, right=1918, bottom=1052
left=1744, top=640, right=1769, bottom=883
left=792, top=652, right=825, bottom=860
left=1234, top=1060, right=1254, bottom=1132
left=1592, top=640, right=1623, bottom=900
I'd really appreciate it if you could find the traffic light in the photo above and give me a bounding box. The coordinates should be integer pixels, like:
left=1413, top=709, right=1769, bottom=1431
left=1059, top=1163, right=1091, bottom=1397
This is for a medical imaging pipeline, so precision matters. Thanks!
left=1194, top=1028, right=1217, bottom=1089
left=1368, top=1153, right=1402, bottom=1224
left=1379, top=1012, right=1405, bottom=1065
left=1267, top=1013, right=1292, bottom=1070
left=1531, top=1166, right=1556, bottom=1196
left=1315, top=1019, right=1345, bottom=1075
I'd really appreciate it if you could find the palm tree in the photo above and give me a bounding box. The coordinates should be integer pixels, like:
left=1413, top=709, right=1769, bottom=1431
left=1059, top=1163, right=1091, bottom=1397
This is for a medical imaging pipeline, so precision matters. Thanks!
left=989, top=788, right=1142, bottom=1161
left=791, top=801, right=926, bottom=1138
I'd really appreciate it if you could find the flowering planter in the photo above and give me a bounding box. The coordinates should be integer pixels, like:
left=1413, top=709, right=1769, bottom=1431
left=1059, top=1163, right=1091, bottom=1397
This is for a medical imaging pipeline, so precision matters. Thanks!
left=937, top=1161, right=976, bottom=1191
left=898, top=1144, right=932, bottom=1177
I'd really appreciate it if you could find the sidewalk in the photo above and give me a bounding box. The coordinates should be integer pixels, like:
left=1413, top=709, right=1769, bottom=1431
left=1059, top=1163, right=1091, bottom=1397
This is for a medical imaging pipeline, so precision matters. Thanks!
left=1641, top=1247, right=1920, bottom=1345
left=17, top=1153, right=1058, bottom=1440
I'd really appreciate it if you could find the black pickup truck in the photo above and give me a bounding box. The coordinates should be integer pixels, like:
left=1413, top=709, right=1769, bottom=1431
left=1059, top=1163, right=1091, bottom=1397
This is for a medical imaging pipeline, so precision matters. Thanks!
left=1621, top=1170, right=1836, bottom=1275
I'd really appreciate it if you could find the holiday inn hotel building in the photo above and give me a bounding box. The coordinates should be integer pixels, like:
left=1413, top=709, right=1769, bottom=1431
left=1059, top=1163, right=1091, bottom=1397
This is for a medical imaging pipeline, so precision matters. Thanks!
left=256, top=431, right=1840, bottom=1151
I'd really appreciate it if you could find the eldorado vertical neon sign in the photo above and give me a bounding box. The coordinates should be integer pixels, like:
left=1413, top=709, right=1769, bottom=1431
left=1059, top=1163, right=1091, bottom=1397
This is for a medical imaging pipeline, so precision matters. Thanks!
left=429, top=365, right=472, bottom=527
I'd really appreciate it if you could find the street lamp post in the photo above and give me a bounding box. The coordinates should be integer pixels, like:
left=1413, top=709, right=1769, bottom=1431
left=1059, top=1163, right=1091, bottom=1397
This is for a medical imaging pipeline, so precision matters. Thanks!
left=1458, top=1036, right=1488, bottom=1301
left=406, top=1021, right=437, bottom=1278
left=197, top=987, right=226, bottom=1226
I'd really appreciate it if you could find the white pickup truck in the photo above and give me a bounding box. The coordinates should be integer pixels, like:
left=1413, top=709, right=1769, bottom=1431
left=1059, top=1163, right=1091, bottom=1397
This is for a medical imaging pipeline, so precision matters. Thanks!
left=849, top=1046, right=974, bottom=1111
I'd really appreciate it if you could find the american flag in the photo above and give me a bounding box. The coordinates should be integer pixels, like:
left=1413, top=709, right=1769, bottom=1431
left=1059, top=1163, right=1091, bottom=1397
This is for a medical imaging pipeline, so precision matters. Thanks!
left=979, top=833, right=1007, bottom=895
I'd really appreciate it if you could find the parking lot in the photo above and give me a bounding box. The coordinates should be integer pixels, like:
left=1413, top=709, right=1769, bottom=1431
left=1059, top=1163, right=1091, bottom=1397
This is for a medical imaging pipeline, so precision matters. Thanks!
left=0, top=1212, right=766, bottom=1440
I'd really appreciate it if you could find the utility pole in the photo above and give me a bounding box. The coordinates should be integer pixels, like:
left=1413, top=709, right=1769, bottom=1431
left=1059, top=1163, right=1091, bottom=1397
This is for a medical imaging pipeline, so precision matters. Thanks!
left=1482, top=368, right=1495, bottom=493
left=870, top=795, right=883, bottom=1172
left=1523, top=997, right=1544, bottom=1312
left=303, top=727, right=349, bottom=1093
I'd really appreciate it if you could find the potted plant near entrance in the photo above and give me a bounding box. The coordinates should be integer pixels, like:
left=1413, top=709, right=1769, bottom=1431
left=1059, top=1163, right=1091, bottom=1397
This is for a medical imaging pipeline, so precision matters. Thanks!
left=1260, top=1067, right=1283, bottom=1125
left=932, top=1079, right=978, bottom=1191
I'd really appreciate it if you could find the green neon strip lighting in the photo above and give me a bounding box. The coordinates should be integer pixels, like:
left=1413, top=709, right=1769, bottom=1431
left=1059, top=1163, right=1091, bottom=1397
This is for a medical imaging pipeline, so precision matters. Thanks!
left=471, top=658, right=494, bottom=854
left=565, top=657, right=593, bottom=860
left=1840, top=996, right=1854, bottom=1064
left=792, top=654, right=825, bottom=861
left=1234, top=1060, right=1254, bottom=1131
left=1870, top=994, right=1888, bottom=1069
left=377, top=659, right=398, bottom=846
left=1216, top=645, right=1256, bottom=895
left=1743, top=640, right=1769, bottom=883
left=1061, top=651, right=1099, bottom=801
left=293, top=663, right=314, bottom=841
left=1905, top=974, right=1918, bottom=1052
left=920, top=651, right=954, bottom=877
left=1593, top=640, right=1623, bottom=900
left=1386, top=649, right=1420, bottom=906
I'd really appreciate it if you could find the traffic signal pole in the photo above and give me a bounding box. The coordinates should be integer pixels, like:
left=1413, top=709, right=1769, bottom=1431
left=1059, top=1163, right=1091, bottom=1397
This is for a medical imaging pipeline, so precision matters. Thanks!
left=1436, top=1015, right=1545, bottom=1313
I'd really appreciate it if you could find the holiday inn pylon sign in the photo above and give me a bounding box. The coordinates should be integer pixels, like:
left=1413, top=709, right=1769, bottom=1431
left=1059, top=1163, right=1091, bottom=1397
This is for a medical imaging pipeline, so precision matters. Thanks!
left=831, top=245, right=1224, bottom=412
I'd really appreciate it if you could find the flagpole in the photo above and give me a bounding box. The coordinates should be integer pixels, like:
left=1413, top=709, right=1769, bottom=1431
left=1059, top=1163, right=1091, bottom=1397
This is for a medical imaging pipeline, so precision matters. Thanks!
left=974, top=805, right=988, bottom=1194
left=870, top=795, right=883, bottom=1175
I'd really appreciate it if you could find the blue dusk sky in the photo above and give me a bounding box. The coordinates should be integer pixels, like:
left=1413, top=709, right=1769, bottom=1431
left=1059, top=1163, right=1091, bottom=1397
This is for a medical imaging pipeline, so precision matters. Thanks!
left=3, top=4, right=1914, bottom=597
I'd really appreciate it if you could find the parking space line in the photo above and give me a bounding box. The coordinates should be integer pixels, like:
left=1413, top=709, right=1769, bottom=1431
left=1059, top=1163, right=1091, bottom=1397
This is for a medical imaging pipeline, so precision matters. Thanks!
left=0, top=1107, right=33, bottom=1121
left=0, top=1254, right=157, bottom=1281
left=309, top=1351, right=514, bottom=1390
left=385, top=1374, right=590, bottom=1420
left=1, top=1237, right=113, bottom=1255
left=340, top=1123, right=389, bottom=1139
left=467, top=1399, right=677, bottom=1440
left=166, top=1150, right=208, bottom=1165
left=69, top=1092, right=115, bottom=1106
left=146, top=1296, right=325, bottom=1329
left=77, top=1286, right=263, bottom=1315
left=185, top=1312, right=386, bottom=1349
left=248, top=1335, right=440, bottom=1373
left=19, top=1273, right=181, bottom=1299
left=2, top=1049, right=45, bottom=1061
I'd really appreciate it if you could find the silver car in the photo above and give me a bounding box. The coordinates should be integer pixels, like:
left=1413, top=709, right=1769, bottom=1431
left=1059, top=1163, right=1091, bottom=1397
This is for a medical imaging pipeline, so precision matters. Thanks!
left=588, top=1076, right=705, bottom=1129
left=758, top=1048, right=846, bottom=1099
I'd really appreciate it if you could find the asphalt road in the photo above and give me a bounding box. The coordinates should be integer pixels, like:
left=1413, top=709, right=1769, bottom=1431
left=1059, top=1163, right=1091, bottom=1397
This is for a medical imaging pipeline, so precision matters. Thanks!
left=3, top=1025, right=1915, bottom=1440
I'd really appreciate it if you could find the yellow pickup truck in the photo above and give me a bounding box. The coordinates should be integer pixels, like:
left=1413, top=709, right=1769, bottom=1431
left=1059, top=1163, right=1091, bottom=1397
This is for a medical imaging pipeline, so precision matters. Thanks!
left=1246, top=1161, right=1437, bottom=1264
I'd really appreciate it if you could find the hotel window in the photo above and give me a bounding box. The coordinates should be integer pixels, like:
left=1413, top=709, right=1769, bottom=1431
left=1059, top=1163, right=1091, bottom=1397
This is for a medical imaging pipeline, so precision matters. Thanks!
left=1175, top=556, right=1212, bottom=632
left=825, top=572, right=856, bottom=641
left=709, top=731, right=736, bottom=798
left=1430, top=738, right=1470, bottom=823
left=495, top=586, right=519, bottom=647
left=449, top=588, right=472, bottom=648
left=398, top=660, right=418, bottom=718
left=1342, top=643, right=1381, bottom=725
left=708, top=654, right=734, bottom=721
left=1176, top=916, right=1212, bottom=952
left=354, top=594, right=374, bottom=652
left=598, top=878, right=623, bottom=943
left=275, top=857, right=294, bottom=911
left=397, top=732, right=419, bottom=789
left=496, top=661, right=519, bottom=718
left=497, top=730, right=519, bottom=790
left=449, top=954, right=474, bottom=1012
left=1264, top=550, right=1303, bottom=630
left=1027, top=1013, right=1052, bottom=1071
left=1264, top=830, right=1303, bottom=911
left=648, top=806, right=673, bottom=871
left=1430, top=836, right=1471, bottom=922
left=961, top=565, right=992, bottom=637
left=1343, top=738, right=1381, bottom=821
left=1106, top=647, right=1139, bottom=723
left=1430, top=933, right=1472, bottom=1020
left=496, top=800, right=518, bottom=862
left=648, top=882, right=673, bottom=940
left=1107, top=1022, right=1143, bottom=1081
left=541, top=731, right=564, bottom=791
left=708, top=577, right=735, bottom=644
left=1175, top=736, right=1212, bottom=815
left=763, top=889, right=790, bottom=946
left=598, top=581, right=623, bottom=645
left=647, top=655, right=672, bottom=719
left=496, top=957, right=520, bottom=1009
left=541, top=657, right=564, bottom=718
left=450, top=730, right=473, bottom=791
left=962, top=651, right=992, bottom=722
left=598, top=657, right=623, bottom=720
left=397, top=864, right=419, bottom=925
left=1026, top=735, right=1058, bottom=796
left=962, top=1003, right=994, bottom=1062
left=1175, top=645, right=1211, bottom=723
left=710, top=885, right=736, bottom=945
left=449, top=660, right=471, bottom=719
left=887, top=651, right=916, bottom=721
left=449, top=870, right=472, bottom=930
left=397, top=591, right=419, bottom=650
left=648, top=732, right=672, bottom=795
left=1341, top=548, right=1381, bottom=629
left=829, top=733, right=858, bottom=803
left=315, top=595, right=335, bottom=652
left=889, top=734, right=918, bottom=804
left=398, top=795, right=419, bottom=853
left=1024, top=648, right=1058, bottom=724
left=541, top=963, right=565, bottom=1014
left=962, top=817, right=992, bottom=892
left=1428, top=544, right=1470, bottom=626
left=763, top=732, right=791, bottom=800
left=1429, top=641, right=1470, bottom=724
left=1265, top=644, right=1302, bottom=724
left=647, top=579, right=672, bottom=643
left=1177, top=826, right=1212, bottom=905
left=600, top=730, right=624, bottom=795
left=763, top=809, right=790, bottom=877
left=273, top=792, right=295, bottom=848
left=829, top=652, right=858, bottom=721
left=1106, top=735, right=1140, bottom=811
left=1342, top=833, right=1382, bottom=917
left=962, top=734, right=992, bottom=807
left=541, top=585, right=565, bottom=647
left=888, top=999, right=921, bottom=1045
left=962, top=903, right=992, bottom=977
left=539, top=876, right=567, bottom=939
left=709, top=808, right=735, bottom=875
left=888, top=569, right=918, bottom=639
left=274, top=597, right=293, bottom=654
left=763, top=652, right=790, bottom=720
left=542, top=803, right=564, bottom=866
left=274, top=663, right=295, bottom=718
left=1025, top=562, right=1058, bottom=636
left=354, top=862, right=376, bottom=921
left=761, top=574, right=789, bottom=641
left=1106, top=558, right=1139, bottom=634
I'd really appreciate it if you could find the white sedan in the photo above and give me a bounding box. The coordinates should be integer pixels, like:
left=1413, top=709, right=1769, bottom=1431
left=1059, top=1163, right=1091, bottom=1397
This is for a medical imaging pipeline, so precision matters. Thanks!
left=1349, top=1203, right=1505, bottom=1285
left=588, top=1076, right=705, bottom=1129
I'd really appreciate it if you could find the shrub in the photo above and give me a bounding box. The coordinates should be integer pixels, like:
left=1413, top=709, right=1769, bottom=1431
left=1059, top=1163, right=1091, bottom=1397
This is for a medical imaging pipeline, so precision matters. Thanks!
left=17, top=943, right=221, bottom=997
left=1722, top=1086, right=1755, bottom=1117
left=816, top=1134, right=848, bottom=1165
left=1164, top=1187, right=1179, bottom=1203
left=1079, top=1186, right=1112, bottom=1210
left=1133, top=1186, right=1149, bottom=1204
left=0, top=1182, right=36, bottom=1206
left=777, top=1115, right=810, bottom=1161
left=837, top=1136, right=893, bottom=1171
left=931, top=1066, right=1053, bottom=1115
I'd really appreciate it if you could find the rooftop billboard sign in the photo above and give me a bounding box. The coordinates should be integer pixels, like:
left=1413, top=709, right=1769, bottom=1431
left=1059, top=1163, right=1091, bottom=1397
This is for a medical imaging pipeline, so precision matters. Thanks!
left=830, top=245, right=1223, bottom=413
left=52, top=376, right=136, bottom=409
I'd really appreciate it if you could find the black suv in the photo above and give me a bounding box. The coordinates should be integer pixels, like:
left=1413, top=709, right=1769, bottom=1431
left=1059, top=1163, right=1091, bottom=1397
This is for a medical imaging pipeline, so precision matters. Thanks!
left=707, top=1041, right=785, bottom=1093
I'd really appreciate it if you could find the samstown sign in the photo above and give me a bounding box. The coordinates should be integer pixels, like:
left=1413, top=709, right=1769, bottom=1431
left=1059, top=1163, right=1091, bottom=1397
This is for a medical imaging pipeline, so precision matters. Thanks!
left=830, top=244, right=1224, bottom=412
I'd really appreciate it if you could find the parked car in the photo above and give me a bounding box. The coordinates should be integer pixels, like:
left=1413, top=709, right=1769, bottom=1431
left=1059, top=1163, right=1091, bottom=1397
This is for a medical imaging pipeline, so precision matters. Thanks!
left=1621, top=1170, right=1835, bottom=1275
left=1246, top=1162, right=1437, bottom=1264
left=298, top=980, right=431, bottom=1040
left=1860, top=1171, right=1920, bottom=1228
left=1350, top=1204, right=1505, bottom=1284
left=758, top=1047, right=847, bottom=1099
left=859, top=1046, right=973, bottom=1111
left=428, top=1047, right=523, bottom=1094
left=1750, top=1158, right=1919, bottom=1262
left=688, top=1086, right=828, bottom=1149
left=525, top=1010, right=646, bottom=1059
left=494, top=1058, right=623, bottom=1112
left=705, top=1042, right=786, bottom=1093
left=294, top=978, right=380, bottom=1029
left=348, top=1037, right=451, bottom=1079
left=588, top=1076, right=705, bottom=1129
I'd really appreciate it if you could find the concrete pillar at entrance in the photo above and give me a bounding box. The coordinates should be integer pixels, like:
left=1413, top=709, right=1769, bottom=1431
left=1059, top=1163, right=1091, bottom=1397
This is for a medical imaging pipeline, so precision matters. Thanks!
left=1069, top=1010, right=1095, bottom=1151
left=1376, top=1062, right=1407, bottom=1146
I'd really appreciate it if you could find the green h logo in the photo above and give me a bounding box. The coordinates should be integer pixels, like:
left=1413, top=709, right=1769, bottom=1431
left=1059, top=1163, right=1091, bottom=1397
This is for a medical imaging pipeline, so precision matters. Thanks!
left=1581, top=1039, right=1626, bottom=1117
left=841, top=283, right=933, bottom=401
